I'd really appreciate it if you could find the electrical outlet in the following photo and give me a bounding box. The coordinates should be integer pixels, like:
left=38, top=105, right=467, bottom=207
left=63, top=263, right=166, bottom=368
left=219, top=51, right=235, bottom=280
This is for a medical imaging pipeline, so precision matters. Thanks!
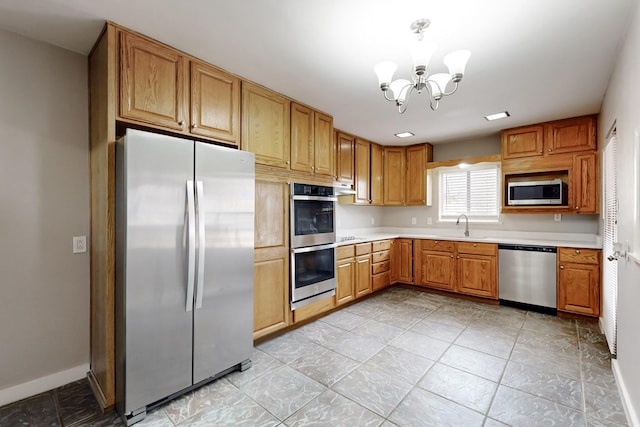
left=411, top=217, right=417, bottom=225
left=554, top=214, right=562, bottom=222
left=73, top=236, right=87, bottom=254
left=370, top=217, right=375, bottom=225
left=427, top=217, right=433, bottom=225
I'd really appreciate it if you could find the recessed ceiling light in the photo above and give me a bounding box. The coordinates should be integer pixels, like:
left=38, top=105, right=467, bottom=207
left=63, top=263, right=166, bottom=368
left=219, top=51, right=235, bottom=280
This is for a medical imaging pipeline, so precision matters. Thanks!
left=395, top=132, right=414, bottom=138
left=484, top=111, right=510, bottom=121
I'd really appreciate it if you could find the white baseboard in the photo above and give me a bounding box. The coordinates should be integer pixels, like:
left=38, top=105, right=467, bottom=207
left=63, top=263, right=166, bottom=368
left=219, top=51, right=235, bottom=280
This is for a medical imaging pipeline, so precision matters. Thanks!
left=0, top=364, right=89, bottom=407
left=612, top=359, right=640, bottom=427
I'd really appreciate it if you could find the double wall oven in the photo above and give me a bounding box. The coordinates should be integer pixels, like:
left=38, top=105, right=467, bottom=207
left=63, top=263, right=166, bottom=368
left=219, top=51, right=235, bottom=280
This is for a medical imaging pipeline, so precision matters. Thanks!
left=290, top=183, right=337, bottom=310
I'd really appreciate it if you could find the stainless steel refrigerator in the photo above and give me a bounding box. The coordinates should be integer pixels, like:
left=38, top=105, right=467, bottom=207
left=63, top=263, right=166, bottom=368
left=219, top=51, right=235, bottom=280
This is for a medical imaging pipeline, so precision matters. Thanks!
left=115, top=129, right=254, bottom=426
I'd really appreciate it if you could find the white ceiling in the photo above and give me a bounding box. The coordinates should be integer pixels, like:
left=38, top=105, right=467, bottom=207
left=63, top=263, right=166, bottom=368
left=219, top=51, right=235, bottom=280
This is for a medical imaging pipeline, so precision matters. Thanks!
left=0, top=0, right=635, bottom=145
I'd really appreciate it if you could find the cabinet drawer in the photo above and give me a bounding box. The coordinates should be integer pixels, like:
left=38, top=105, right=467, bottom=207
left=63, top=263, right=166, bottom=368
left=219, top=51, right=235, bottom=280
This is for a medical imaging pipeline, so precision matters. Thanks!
left=336, top=245, right=355, bottom=260
left=372, top=271, right=390, bottom=291
left=421, top=239, right=455, bottom=252
left=372, top=260, right=390, bottom=275
left=372, top=240, right=391, bottom=252
left=558, top=248, right=600, bottom=264
left=355, top=242, right=372, bottom=256
left=293, top=296, right=336, bottom=323
left=457, top=242, right=497, bottom=256
left=371, top=250, right=390, bottom=263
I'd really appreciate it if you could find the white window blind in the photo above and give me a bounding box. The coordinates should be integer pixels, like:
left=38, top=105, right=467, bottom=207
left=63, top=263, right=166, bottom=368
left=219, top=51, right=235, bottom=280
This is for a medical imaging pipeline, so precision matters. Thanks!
left=439, top=163, right=500, bottom=222
left=602, top=130, right=618, bottom=356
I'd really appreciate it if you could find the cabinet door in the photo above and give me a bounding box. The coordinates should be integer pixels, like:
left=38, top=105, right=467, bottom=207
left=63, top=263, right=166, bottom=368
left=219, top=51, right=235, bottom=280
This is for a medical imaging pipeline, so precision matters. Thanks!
left=383, top=147, right=406, bottom=205
left=336, top=258, right=355, bottom=306
left=120, top=31, right=188, bottom=131
left=190, top=61, right=240, bottom=145
left=397, top=239, right=414, bottom=284
left=418, top=250, right=455, bottom=291
left=241, top=82, right=290, bottom=168
left=370, top=143, right=384, bottom=205
left=336, top=132, right=354, bottom=183
left=253, top=179, right=289, bottom=339
left=390, top=240, right=400, bottom=283
left=314, top=112, right=334, bottom=177
left=255, top=179, right=288, bottom=249
left=355, top=255, right=372, bottom=297
left=573, top=152, right=599, bottom=214
left=501, top=125, right=544, bottom=159
left=406, top=144, right=426, bottom=205
left=354, top=138, right=371, bottom=204
left=545, top=116, right=596, bottom=155
left=290, top=102, right=314, bottom=173
left=558, top=262, right=600, bottom=316
left=253, top=255, right=289, bottom=338
left=456, top=253, right=497, bottom=298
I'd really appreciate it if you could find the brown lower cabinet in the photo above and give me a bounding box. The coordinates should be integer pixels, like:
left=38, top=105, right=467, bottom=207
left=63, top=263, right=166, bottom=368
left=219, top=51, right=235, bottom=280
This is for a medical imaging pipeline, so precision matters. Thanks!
left=414, top=239, right=498, bottom=299
left=557, top=247, right=601, bottom=316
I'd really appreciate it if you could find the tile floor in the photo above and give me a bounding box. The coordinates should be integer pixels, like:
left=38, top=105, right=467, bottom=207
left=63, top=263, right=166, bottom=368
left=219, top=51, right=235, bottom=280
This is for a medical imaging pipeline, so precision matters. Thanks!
left=0, top=286, right=628, bottom=426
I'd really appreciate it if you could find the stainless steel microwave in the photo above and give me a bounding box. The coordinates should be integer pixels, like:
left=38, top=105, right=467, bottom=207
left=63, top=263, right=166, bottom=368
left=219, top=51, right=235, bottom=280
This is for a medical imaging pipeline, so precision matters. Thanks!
left=507, top=179, right=567, bottom=206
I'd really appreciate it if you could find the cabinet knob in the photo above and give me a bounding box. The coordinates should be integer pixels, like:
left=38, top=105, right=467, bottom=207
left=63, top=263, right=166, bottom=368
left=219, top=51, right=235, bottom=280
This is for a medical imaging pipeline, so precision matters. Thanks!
left=178, top=120, right=184, bottom=126
left=311, top=166, right=314, bottom=170
left=539, top=150, right=543, bottom=153
left=575, top=249, right=581, bottom=254
left=473, top=243, right=477, bottom=247
left=192, top=124, right=197, bottom=129
left=575, top=206, right=580, bottom=210
left=560, top=265, right=565, bottom=269
left=451, top=255, right=454, bottom=258
left=548, top=148, right=552, bottom=152
left=456, top=255, right=460, bottom=259
left=286, top=161, right=290, bottom=165
left=434, top=241, right=438, bottom=244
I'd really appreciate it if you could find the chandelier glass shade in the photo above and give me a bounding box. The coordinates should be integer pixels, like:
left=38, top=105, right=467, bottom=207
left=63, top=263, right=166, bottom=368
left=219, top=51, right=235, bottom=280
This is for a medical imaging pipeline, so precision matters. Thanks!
left=374, top=19, right=470, bottom=113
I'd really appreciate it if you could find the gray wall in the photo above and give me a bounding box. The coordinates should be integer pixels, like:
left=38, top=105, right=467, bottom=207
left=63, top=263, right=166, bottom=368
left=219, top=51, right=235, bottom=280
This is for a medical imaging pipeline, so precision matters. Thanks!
left=600, top=0, right=640, bottom=422
left=338, top=136, right=599, bottom=235
left=0, top=29, right=89, bottom=392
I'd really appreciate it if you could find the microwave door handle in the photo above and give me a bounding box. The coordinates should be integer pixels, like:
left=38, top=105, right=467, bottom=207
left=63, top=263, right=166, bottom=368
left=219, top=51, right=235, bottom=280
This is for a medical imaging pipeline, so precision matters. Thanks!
left=186, top=180, right=196, bottom=312
left=195, top=180, right=206, bottom=310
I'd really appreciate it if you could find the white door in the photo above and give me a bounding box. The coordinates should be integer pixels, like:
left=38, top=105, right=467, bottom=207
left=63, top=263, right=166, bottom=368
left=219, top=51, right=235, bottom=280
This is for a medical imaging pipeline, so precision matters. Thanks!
left=602, top=129, right=618, bottom=356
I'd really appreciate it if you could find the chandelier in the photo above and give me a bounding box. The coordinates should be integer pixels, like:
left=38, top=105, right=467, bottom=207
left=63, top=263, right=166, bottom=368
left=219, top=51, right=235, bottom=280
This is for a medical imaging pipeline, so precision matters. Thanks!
left=374, top=19, right=470, bottom=113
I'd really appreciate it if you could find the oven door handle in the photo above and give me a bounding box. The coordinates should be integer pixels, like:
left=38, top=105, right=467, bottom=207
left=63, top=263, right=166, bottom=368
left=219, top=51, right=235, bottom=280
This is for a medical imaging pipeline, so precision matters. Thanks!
left=291, top=243, right=338, bottom=253
left=291, top=195, right=337, bottom=202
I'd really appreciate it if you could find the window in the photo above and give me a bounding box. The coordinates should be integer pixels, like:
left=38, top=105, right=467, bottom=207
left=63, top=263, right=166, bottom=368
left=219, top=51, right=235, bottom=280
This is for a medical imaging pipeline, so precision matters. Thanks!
left=438, top=162, right=500, bottom=222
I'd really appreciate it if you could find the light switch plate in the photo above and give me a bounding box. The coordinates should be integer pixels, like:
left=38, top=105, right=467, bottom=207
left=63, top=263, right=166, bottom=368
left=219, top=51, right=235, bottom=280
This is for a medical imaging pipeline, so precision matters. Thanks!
left=554, top=214, right=562, bottom=222
left=73, top=236, right=87, bottom=253
left=411, top=217, right=417, bottom=225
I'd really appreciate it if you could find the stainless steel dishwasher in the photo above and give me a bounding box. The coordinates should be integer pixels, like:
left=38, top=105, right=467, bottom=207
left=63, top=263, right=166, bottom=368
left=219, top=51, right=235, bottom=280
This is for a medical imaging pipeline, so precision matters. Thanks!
left=498, top=244, right=557, bottom=313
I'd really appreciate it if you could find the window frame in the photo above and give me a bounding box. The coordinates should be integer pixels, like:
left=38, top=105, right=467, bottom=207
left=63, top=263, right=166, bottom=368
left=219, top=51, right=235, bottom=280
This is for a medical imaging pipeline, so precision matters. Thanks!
left=437, top=161, right=502, bottom=223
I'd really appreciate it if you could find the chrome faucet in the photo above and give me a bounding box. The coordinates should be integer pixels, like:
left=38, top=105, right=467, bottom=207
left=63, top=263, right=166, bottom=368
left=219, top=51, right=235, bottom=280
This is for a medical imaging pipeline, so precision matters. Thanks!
left=456, top=214, right=469, bottom=237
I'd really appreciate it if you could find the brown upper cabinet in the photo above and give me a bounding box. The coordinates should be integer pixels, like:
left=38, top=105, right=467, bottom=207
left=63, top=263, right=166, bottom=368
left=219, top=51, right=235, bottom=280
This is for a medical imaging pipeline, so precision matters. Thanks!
left=119, top=31, right=241, bottom=145
left=241, top=82, right=291, bottom=168
left=120, top=31, right=189, bottom=132
left=354, top=138, right=371, bottom=204
left=336, top=131, right=355, bottom=184
left=501, top=115, right=599, bottom=214
left=370, top=143, right=384, bottom=205
left=383, top=144, right=433, bottom=206
left=190, top=60, right=241, bottom=144
left=502, top=115, right=596, bottom=160
left=383, top=147, right=407, bottom=205
left=406, top=144, right=431, bottom=205
left=501, top=124, right=544, bottom=159
left=290, top=102, right=334, bottom=177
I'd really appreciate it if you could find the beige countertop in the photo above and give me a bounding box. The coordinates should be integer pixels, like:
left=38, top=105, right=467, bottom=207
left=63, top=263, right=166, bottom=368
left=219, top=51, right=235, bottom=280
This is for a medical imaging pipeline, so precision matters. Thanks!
left=336, top=227, right=602, bottom=249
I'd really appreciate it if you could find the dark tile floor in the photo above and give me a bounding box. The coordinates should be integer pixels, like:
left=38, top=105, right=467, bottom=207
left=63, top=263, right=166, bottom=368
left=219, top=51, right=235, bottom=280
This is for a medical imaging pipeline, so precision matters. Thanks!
left=0, top=287, right=629, bottom=426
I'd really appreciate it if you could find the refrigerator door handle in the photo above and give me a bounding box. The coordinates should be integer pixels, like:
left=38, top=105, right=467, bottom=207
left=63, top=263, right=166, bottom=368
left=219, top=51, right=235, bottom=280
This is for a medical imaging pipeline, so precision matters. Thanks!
left=195, top=180, right=206, bottom=309
left=186, top=180, right=196, bottom=312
